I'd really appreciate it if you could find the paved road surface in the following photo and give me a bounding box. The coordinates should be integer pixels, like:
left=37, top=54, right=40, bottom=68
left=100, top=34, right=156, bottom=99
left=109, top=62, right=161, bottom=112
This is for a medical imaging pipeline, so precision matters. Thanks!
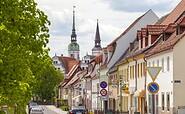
left=27, top=105, right=68, bottom=114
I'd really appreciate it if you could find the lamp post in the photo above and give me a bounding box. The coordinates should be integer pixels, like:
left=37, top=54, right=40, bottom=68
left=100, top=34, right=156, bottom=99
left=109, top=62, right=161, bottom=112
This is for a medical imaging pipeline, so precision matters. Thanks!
left=120, top=76, right=123, bottom=114
left=97, top=83, right=99, bottom=110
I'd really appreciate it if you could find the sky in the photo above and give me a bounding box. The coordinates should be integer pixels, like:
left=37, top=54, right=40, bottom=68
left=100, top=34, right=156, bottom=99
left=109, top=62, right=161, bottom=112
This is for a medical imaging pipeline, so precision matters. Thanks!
left=35, top=0, right=181, bottom=59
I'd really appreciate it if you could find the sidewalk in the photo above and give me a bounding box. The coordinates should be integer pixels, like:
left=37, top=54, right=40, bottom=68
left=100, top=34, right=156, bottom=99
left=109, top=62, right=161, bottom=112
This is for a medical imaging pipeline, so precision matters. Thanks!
left=45, top=105, right=68, bottom=114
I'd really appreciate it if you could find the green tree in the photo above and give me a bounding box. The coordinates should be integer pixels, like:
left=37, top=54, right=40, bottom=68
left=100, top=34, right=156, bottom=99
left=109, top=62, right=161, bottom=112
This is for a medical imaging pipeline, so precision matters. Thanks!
left=0, top=0, right=50, bottom=112
left=33, top=58, right=64, bottom=102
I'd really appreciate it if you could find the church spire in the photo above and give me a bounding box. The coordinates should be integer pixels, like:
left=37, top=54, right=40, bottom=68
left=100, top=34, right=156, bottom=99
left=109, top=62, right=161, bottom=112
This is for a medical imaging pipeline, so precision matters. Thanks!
left=71, top=6, right=77, bottom=42
left=94, top=19, right=101, bottom=47
left=92, top=19, right=102, bottom=56
left=68, top=6, right=80, bottom=60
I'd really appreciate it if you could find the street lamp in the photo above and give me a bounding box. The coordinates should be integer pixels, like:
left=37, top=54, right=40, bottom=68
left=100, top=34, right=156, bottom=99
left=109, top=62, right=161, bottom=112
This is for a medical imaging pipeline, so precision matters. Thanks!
left=119, top=76, right=123, bottom=114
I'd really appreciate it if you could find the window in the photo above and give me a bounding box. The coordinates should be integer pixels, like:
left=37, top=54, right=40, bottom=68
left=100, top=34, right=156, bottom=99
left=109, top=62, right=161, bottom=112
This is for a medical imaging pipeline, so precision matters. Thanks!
left=148, top=62, right=151, bottom=67
left=157, top=60, right=159, bottom=67
left=53, top=61, right=58, bottom=64
left=71, top=54, right=73, bottom=57
left=167, top=57, right=170, bottom=71
left=148, top=94, right=152, bottom=113
left=58, top=68, right=60, bottom=70
left=162, top=58, right=164, bottom=72
left=152, top=61, right=155, bottom=66
left=162, top=92, right=165, bottom=111
left=138, top=64, right=140, bottom=77
left=141, top=63, right=143, bottom=77
left=167, top=93, right=170, bottom=111
left=143, top=62, right=146, bottom=76
left=130, top=66, right=134, bottom=79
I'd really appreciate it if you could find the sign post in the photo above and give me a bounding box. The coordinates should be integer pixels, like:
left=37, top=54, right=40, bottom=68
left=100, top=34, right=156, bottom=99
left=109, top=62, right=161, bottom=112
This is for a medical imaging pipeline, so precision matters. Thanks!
left=146, top=67, right=162, bottom=114
left=100, top=81, right=108, bottom=101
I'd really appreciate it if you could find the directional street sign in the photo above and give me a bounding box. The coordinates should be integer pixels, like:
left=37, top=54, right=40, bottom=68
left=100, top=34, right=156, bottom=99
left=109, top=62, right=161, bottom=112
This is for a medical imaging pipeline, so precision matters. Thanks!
left=146, top=67, right=162, bottom=81
left=147, top=82, right=159, bottom=94
left=100, top=81, right=107, bottom=88
left=100, top=88, right=108, bottom=96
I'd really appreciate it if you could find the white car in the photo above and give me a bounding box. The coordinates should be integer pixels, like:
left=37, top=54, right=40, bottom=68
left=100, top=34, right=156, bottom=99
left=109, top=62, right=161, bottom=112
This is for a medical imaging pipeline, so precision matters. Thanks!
left=30, top=106, right=44, bottom=114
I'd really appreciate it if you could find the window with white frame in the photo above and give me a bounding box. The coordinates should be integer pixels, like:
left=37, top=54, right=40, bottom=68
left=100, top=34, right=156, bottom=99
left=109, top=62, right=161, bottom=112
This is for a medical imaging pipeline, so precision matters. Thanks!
left=167, top=92, right=170, bottom=111
left=162, top=92, right=165, bottom=111
left=157, top=59, right=159, bottom=67
left=167, top=56, right=170, bottom=71
left=152, top=61, right=155, bottom=66
left=162, top=58, right=164, bottom=72
left=148, top=62, right=151, bottom=67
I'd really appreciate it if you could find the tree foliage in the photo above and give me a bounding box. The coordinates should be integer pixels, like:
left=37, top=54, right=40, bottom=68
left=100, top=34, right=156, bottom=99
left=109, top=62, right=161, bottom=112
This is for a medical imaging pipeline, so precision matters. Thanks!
left=33, top=58, right=64, bottom=102
left=0, top=0, right=52, bottom=111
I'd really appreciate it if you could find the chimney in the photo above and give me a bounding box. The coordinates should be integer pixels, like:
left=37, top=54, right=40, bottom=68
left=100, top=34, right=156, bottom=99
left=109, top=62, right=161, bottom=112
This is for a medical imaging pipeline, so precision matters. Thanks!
left=129, top=43, right=134, bottom=52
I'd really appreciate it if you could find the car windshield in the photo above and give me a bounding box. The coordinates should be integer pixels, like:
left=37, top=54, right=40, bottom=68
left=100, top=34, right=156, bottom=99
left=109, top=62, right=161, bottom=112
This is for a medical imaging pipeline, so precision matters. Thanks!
left=30, top=102, right=38, bottom=107
left=72, top=106, right=85, bottom=110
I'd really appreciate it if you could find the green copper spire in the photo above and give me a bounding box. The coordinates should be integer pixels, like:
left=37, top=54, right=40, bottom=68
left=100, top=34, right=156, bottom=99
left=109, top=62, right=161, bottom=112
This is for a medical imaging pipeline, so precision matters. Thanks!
left=68, top=6, right=80, bottom=59
left=71, top=6, right=77, bottom=42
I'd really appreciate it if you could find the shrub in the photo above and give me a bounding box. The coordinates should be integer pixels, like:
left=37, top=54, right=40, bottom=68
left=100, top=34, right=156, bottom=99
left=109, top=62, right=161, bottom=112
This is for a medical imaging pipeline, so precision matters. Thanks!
left=0, top=110, right=6, bottom=114
left=61, top=105, right=70, bottom=111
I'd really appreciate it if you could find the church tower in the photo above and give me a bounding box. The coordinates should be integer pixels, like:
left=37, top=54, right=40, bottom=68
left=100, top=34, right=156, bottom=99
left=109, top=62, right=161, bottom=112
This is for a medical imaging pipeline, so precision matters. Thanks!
left=68, top=6, right=80, bottom=60
left=92, top=19, right=102, bottom=56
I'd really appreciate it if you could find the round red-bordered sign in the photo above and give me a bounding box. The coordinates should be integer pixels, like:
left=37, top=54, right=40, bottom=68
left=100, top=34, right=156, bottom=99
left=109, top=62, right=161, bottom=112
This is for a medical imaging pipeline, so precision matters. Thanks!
left=100, top=88, right=108, bottom=96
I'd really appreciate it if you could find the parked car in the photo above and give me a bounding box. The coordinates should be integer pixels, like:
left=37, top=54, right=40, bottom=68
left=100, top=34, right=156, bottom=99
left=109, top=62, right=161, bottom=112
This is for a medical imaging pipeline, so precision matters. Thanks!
left=28, top=101, right=38, bottom=114
left=68, top=106, right=87, bottom=114
left=30, top=106, right=44, bottom=114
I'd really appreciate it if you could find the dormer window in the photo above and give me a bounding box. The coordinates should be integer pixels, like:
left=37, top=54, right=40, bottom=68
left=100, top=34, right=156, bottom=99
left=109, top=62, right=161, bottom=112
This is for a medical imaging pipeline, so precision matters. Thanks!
left=143, top=37, right=145, bottom=48
left=53, top=61, right=58, bottom=64
left=148, top=35, right=151, bottom=46
left=176, top=27, right=180, bottom=35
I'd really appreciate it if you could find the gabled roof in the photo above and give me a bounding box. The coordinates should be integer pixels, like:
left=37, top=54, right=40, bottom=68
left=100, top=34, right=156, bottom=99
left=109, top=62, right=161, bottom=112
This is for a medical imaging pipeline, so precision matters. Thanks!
left=61, top=61, right=81, bottom=87
left=56, top=56, right=78, bottom=74
left=146, top=13, right=185, bottom=57
left=146, top=31, right=185, bottom=57
left=147, top=25, right=167, bottom=35
left=108, top=10, right=149, bottom=46
left=90, top=53, right=103, bottom=64
left=161, top=0, right=185, bottom=25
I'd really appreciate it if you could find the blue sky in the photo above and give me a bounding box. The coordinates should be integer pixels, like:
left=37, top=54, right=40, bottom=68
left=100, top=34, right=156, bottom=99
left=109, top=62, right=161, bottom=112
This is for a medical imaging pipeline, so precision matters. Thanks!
left=35, top=0, right=181, bottom=59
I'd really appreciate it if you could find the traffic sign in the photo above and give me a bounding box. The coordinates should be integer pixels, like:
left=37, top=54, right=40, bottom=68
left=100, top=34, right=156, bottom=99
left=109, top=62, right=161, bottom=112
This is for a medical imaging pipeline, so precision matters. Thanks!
left=100, top=88, right=108, bottom=96
left=100, top=81, right=107, bottom=88
left=147, top=82, right=159, bottom=94
left=146, top=67, right=162, bottom=81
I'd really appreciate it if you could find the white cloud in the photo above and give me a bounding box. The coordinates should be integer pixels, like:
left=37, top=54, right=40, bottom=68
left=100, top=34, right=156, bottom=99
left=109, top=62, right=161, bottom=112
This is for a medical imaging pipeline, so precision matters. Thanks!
left=35, top=0, right=181, bottom=58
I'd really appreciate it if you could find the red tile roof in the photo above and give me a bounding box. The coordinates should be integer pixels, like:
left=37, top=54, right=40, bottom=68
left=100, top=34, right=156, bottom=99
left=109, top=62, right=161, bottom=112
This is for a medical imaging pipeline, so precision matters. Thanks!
left=146, top=31, right=185, bottom=57
left=176, top=15, right=185, bottom=26
left=147, top=25, right=167, bottom=35
left=163, top=23, right=176, bottom=33
left=58, top=56, right=78, bottom=74
left=161, top=0, right=185, bottom=25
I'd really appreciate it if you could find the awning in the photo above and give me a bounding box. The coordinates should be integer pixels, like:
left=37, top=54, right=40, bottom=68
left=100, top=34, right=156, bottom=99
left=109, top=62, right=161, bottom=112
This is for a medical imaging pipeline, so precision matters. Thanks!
left=72, top=95, right=82, bottom=100
left=133, top=89, right=145, bottom=97
left=122, top=93, right=129, bottom=97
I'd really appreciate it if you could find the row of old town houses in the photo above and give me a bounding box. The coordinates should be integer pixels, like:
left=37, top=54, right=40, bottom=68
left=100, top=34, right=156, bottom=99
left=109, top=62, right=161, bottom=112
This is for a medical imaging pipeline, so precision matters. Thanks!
left=52, top=0, right=185, bottom=114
